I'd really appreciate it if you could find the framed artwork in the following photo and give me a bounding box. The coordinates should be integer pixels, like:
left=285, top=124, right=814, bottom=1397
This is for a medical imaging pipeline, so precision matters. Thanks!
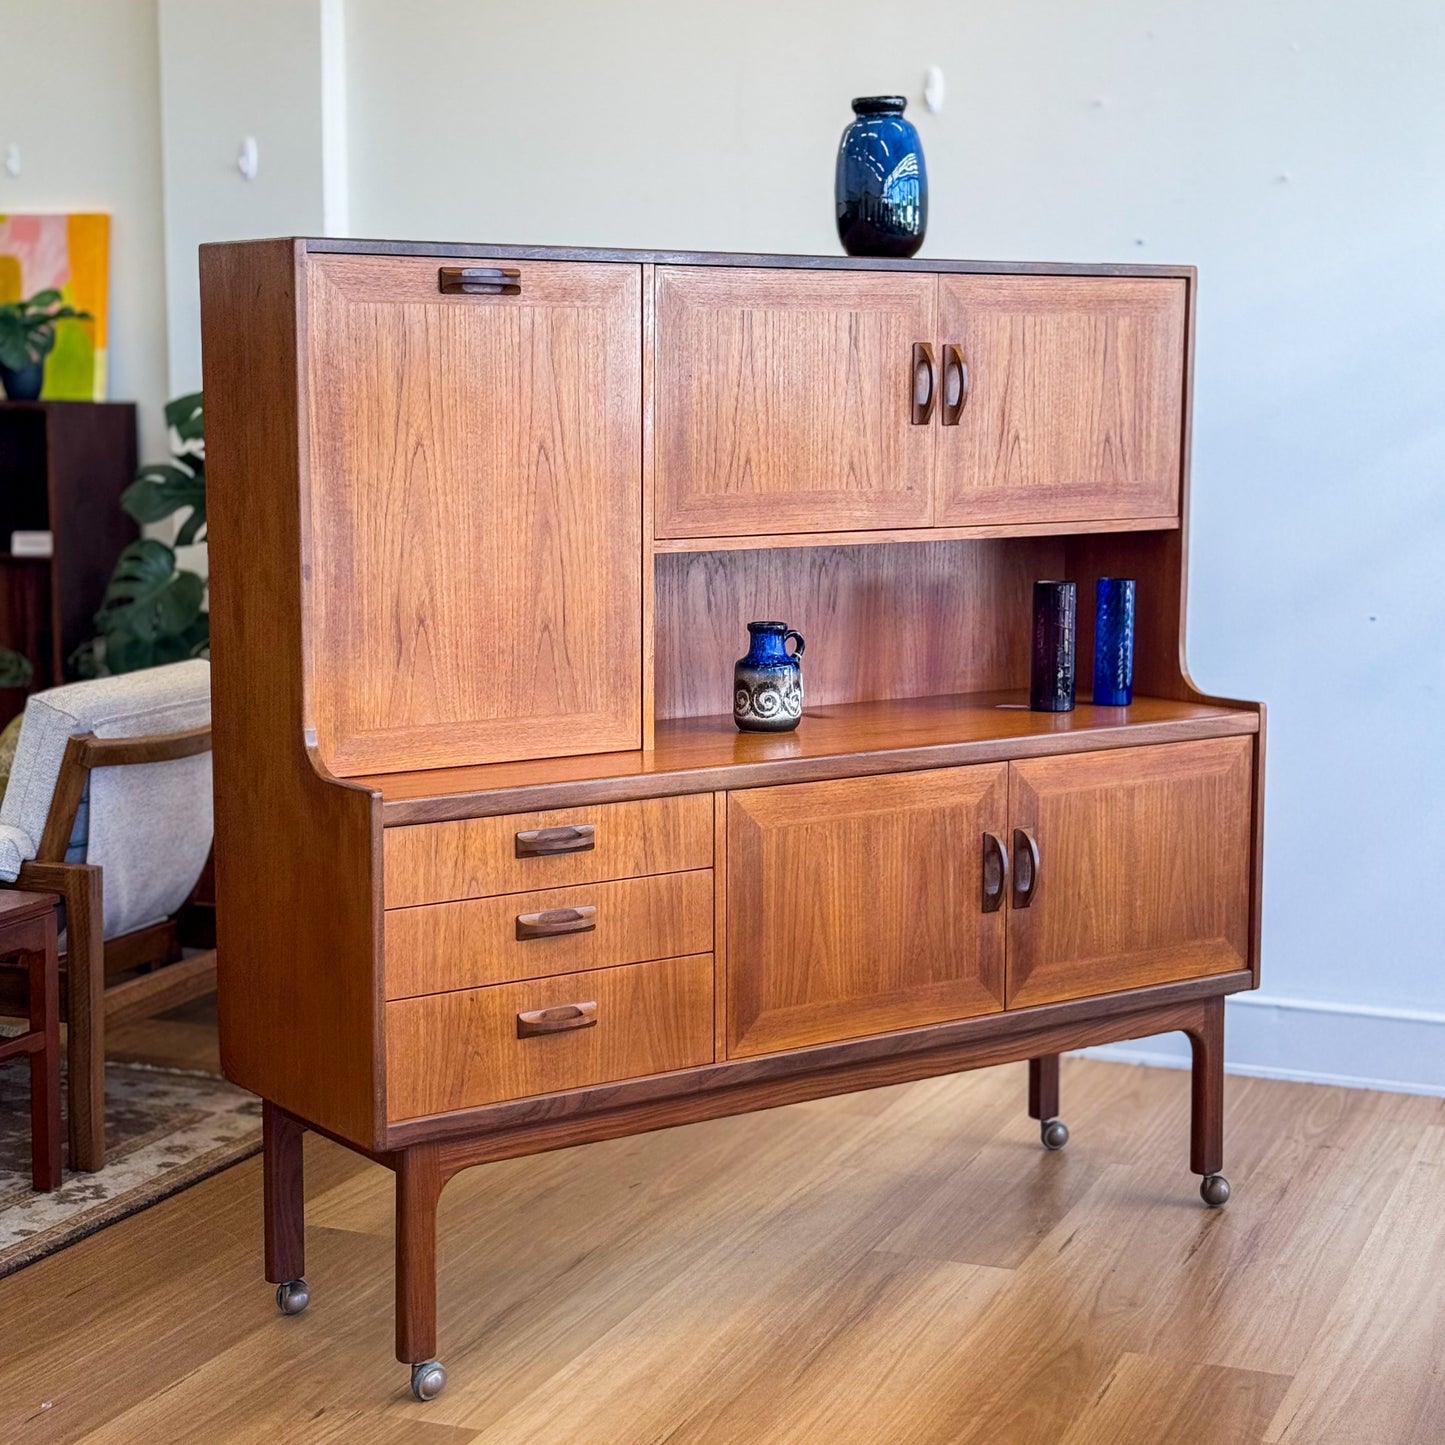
left=0, top=212, right=110, bottom=400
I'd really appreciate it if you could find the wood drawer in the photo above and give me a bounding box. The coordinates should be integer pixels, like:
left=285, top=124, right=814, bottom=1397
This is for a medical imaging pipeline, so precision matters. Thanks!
left=385, top=869, right=714, bottom=999
left=386, top=954, right=715, bottom=1119
left=383, top=794, right=713, bottom=908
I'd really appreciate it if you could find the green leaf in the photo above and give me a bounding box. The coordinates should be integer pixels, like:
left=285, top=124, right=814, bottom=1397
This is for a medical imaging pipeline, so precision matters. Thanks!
left=95, top=540, right=205, bottom=648
left=25, top=288, right=62, bottom=310
left=0, top=647, right=33, bottom=688
left=122, top=460, right=206, bottom=540
left=165, top=392, right=205, bottom=447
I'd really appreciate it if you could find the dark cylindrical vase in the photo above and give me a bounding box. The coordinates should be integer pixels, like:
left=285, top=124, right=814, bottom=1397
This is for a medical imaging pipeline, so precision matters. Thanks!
left=1092, top=577, right=1137, bottom=707
left=0, top=361, right=44, bottom=401
left=1030, top=581, right=1077, bottom=713
left=835, top=96, right=927, bottom=258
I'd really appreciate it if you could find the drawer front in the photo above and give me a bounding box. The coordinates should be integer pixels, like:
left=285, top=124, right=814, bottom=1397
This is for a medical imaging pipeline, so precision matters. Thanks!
left=385, top=869, right=714, bottom=999
left=384, top=794, right=713, bottom=908
left=386, top=954, right=715, bottom=1119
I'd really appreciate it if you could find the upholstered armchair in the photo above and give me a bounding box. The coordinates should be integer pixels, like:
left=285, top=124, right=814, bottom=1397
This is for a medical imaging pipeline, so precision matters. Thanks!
left=0, top=659, right=215, bottom=1171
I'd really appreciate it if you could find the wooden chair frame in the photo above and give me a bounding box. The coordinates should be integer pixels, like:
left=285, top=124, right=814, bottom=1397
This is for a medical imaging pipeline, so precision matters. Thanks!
left=3, top=724, right=216, bottom=1171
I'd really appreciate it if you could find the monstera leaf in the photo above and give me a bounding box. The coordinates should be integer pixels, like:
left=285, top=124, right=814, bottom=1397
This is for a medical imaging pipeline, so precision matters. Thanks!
left=92, top=540, right=208, bottom=673
left=122, top=457, right=206, bottom=545
left=0, top=648, right=33, bottom=688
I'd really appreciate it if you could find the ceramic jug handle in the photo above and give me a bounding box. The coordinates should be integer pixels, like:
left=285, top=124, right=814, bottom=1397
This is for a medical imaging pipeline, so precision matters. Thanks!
left=783, top=629, right=805, bottom=657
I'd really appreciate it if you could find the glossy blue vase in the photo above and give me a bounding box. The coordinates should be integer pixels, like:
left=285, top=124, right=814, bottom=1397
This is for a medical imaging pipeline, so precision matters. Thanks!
left=734, top=621, right=805, bottom=732
left=835, top=96, right=927, bottom=258
left=1092, top=578, right=1137, bottom=706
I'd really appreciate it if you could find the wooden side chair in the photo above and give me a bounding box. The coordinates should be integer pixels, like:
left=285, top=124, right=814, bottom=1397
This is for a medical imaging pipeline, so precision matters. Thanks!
left=0, top=659, right=214, bottom=1171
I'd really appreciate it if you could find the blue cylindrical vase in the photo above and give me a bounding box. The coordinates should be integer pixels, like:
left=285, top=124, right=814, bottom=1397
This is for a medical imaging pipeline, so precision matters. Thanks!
left=1030, top=581, right=1077, bottom=713
left=1092, top=578, right=1136, bottom=707
left=835, top=97, right=927, bottom=258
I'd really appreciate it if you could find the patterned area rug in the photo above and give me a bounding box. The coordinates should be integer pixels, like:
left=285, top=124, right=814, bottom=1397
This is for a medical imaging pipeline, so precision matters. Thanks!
left=0, top=1057, right=261, bottom=1277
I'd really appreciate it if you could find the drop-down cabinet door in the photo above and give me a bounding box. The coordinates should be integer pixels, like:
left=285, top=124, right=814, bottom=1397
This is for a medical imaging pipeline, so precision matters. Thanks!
left=1005, top=738, right=1253, bottom=1008
left=935, top=275, right=1187, bottom=528
left=304, top=255, right=643, bottom=776
left=725, top=766, right=1008, bottom=1057
left=654, top=266, right=937, bottom=538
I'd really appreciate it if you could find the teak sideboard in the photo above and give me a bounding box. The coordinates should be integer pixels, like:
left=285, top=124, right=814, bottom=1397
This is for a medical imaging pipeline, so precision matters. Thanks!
left=199, top=239, right=1264, bottom=1402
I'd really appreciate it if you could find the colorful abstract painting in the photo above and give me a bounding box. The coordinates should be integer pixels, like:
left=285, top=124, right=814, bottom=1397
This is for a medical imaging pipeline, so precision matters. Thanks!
left=0, top=213, right=110, bottom=400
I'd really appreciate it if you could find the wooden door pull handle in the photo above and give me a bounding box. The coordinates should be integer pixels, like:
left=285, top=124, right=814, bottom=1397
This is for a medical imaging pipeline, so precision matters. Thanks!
left=1012, top=828, right=1040, bottom=908
left=439, top=266, right=522, bottom=295
left=515, top=824, right=596, bottom=857
left=516, top=1001, right=598, bottom=1037
left=911, top=342, right=937, bottom=425
left=941, top=344, right=970, bottom=426
left=981, top=831, right=1009, bottom=913
left=515, top=906, right=598, bottom=940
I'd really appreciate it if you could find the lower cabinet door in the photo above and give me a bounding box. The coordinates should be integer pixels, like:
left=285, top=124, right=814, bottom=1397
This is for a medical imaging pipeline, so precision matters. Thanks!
left=385, top=954, right=715, bottom=1120
left=1006, top=737, right=1253, bottom=1007
left=725, top=767, right=1008, bottom=1057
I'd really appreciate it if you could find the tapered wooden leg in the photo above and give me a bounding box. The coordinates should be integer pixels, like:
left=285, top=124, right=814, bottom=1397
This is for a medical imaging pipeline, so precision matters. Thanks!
left=263, top=1101, right=306, bottom=1285
left=396, top=1145, right=442, bottom=1367
left=28, top=913, right=62, bottom=1191
left=1028, top=1055, right=1060, bottom=1121
left=1187, top=997, right=1230, bottom=1206
left=64, top=866, right=106, bottom=1173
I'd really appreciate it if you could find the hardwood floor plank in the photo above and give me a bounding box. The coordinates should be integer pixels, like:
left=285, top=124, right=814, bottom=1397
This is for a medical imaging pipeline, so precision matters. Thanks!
left=1263, top=1125, right=1445, bottom=1445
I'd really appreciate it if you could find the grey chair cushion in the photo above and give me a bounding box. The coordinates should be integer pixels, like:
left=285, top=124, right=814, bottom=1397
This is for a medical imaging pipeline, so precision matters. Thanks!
left=0, top=660, right=213, bottom=938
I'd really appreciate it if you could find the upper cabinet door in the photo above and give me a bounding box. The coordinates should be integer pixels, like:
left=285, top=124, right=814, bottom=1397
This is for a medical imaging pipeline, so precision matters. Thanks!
left=726, top=766, right=1007, bottom=1057
left=936, top=276, right=1187, bottom=527
left=654, top=266, right=937, bottom=538
left=304, top=257, right=642, bottom=777
left=1005, top=738, right=1252, bottom=1009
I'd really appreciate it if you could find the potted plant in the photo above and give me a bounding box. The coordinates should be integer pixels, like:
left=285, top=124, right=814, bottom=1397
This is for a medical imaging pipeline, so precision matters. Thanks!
left=0, top=289, right=92, bottom=400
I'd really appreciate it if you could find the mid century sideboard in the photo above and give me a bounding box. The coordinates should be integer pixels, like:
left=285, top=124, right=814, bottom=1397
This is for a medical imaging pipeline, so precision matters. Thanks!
left=199, top=240, right=1263, bottom=1402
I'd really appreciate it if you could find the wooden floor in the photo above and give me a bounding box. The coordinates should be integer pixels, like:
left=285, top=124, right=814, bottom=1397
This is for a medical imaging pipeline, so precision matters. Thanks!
left=0, top=1054, right=1442, bottom=1444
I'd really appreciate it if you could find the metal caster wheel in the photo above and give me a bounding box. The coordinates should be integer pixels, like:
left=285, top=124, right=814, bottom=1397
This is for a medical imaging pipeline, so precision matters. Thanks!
left=410, top=1360, right=447, bottom=1402
left=275, top=1278, right=310, bottom=1315
left=1200, top=1174, right=1231, bottom=1208
left=1040, top=1118, right=1070, bottom=1151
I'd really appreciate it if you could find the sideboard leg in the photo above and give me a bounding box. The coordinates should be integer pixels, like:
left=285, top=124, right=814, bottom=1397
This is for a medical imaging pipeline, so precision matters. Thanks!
left=1188, top=997, right=1231, bottom=1207
left=396, top=1144, right=447, bottom=1400
left=1028, top=1054, right=1069, bottom=1150
left=263, top=1101, right=310, bottom=1314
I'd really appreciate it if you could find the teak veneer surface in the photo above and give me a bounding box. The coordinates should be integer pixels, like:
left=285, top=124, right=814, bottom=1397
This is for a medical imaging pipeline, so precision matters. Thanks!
left=352, top=692, right=1260, bottom=825
left=384, top=869, right=714, bottom=998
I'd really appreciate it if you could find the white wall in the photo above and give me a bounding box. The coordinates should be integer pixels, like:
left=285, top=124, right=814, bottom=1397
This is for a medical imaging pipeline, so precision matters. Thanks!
left=0, top=0, right=170, bottom=459
left=345, top=0, right=1445, bottom=1092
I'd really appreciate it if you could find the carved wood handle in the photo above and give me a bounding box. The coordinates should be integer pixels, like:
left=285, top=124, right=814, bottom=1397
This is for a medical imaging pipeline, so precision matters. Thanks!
left=515, top=905, right=598, bottom=940
left=515, top=824, right=596, bottom=858
left=911, top=342, right=937, bottom=425
left=438, top=266, right=522, bottom=295
left=516, top=1001, right=598, bottom=1038
left=981, top=831, right=1010, bottom=913
left=941, top=344, right=970, bottom=426
left=1012, top=828, right=1040, bottom=909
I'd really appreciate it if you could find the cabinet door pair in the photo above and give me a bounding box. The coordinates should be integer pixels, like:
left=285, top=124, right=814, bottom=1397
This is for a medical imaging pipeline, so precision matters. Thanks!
left=654, top=267, right=1187, bottom=539
left=724, top=738, right=1253, bottom=1058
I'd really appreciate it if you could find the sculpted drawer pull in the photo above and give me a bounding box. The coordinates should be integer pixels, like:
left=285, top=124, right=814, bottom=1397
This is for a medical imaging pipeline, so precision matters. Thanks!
left=941, top=343, right=970, bottom=426
left=438, top=265, right=522, bottom=295
left=516, top=1001, right=598, bottom=1038
left=1012, top=828, right=1041, bottom=909
left=514, top=824, right=596, bottom=857
left=911, top=341, right=937, bottom=425
left=981, top=831, right=1010, bottom=913
left=515, top=905, right=598, bottom=940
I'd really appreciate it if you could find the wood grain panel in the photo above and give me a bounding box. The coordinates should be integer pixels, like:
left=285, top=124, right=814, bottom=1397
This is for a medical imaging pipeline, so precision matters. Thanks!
left=199, top=239, right=384, bottom=1149
left=726, top=767, right=1008, bottom=1057
left=304, top=255, right=642, bottom=776
left=937, top=276, right=1186, bottom=526
left=1006, top=737, right=1252, bottom=1008
left=383, top=793, right=713, bottom=908
left=654, top=266, right=937, bottom=537
left=654, top=537, right=1062, bottom=718
left=384, top=869, right=713, bottom=998
left=386, top=953, right=715, bottom=1118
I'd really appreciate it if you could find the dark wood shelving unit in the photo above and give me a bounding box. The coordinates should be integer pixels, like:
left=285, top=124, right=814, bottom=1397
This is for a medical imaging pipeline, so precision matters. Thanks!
left=0, top=401, right=137, bottom=723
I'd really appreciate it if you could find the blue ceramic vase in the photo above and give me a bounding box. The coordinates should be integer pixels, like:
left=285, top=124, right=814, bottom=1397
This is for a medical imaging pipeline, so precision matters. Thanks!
left=1092, top=577, right=1137, bottom=706
left=0, top=361, right=44, bottom=401
left=835, top=96, right=927, bottom=258
left=734, top=621, right=805, bottom=732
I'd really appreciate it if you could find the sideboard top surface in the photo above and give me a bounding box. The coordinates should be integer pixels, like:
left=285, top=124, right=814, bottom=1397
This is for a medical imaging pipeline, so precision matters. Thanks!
left=208, top=236, right=1196, bottom=281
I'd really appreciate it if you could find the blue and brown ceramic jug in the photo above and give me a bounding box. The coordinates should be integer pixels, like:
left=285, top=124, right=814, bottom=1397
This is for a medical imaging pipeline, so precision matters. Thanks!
left=734, top=621, right=805, bottom=732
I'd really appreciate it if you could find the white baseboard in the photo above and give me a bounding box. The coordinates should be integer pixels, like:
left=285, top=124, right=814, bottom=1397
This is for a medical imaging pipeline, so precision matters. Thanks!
left=1074, top=991, right=1445, bottom=1097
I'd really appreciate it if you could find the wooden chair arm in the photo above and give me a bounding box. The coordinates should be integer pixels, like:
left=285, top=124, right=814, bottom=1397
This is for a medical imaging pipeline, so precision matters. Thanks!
left=34, top=726, right=213, bottom=864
